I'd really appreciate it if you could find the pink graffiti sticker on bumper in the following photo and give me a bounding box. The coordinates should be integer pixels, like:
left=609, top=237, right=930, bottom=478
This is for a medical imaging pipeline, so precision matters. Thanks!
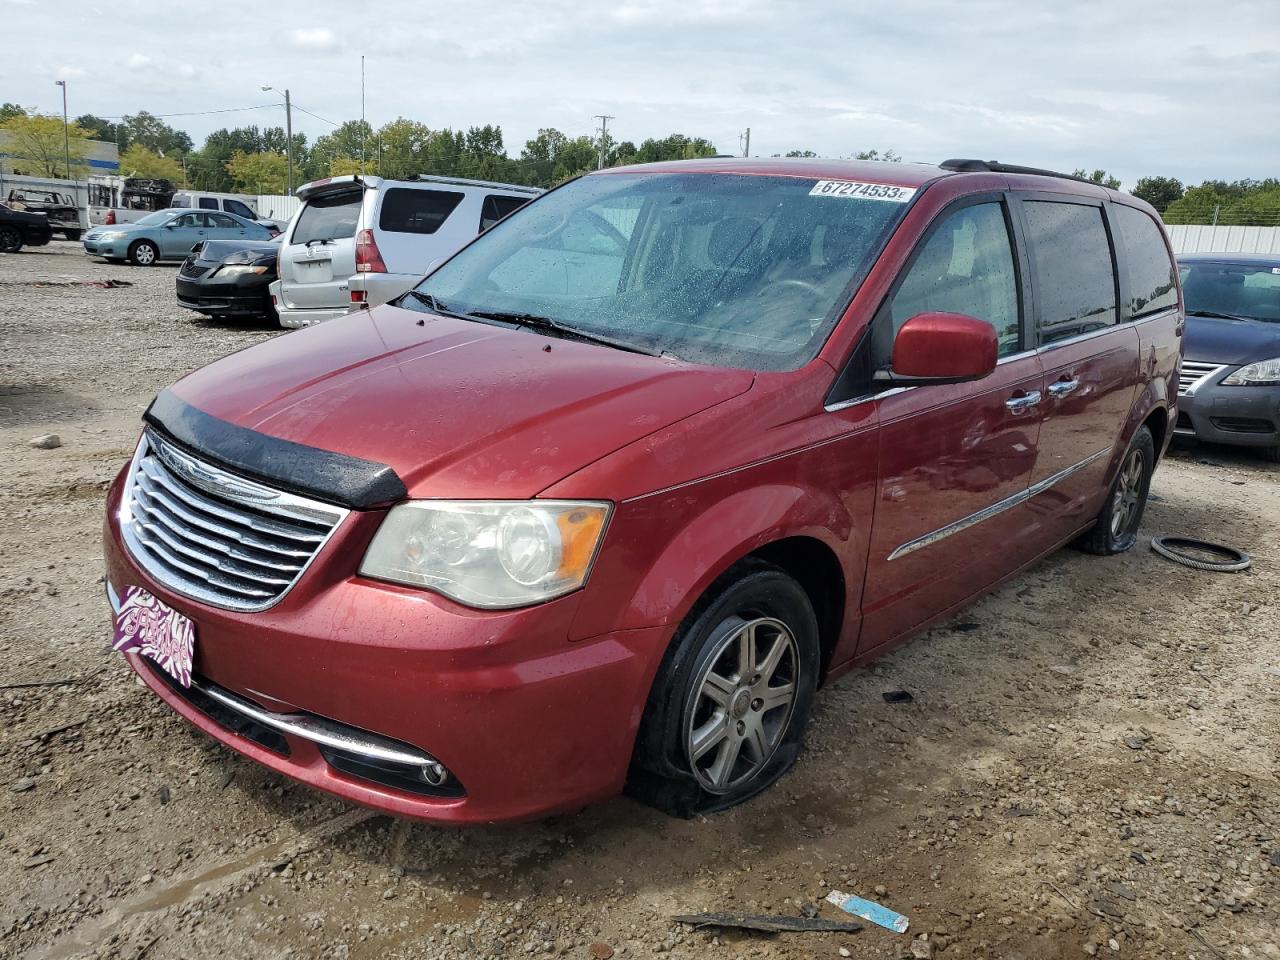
left=113, top=586, right=195, bottom=688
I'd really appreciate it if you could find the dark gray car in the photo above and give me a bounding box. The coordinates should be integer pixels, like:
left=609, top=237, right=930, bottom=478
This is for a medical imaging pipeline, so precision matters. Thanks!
left=1176, top=253, right=1280, bottom=461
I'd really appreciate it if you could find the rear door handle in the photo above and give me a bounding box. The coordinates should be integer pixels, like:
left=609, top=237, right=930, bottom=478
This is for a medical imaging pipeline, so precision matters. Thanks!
left=1005, top=390, right=1042, bottom=413
left=1048, top=377, right=1080, bottom=398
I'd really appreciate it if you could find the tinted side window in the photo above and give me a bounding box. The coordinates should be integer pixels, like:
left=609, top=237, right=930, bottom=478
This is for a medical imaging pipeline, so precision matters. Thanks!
left=292, top=191, right=362, bottom=245
left=479, top=195, right=529, bottom=232
left=209, top=212, right=239, bottom=228
left=1024, top=200, right=1116, bottom=344
left=174, top=213, right=204, bottom=228
left=379, top=188, right=465, bottom=235
left=170, top=195, right=191, bottom=208
left=198, top=197, right=218, bottom=210
left=225, top=199, right=256, bottom=219
left=1113, top=205, right=1177, bottom=318
left=889, top=201, right=1021, bottom=357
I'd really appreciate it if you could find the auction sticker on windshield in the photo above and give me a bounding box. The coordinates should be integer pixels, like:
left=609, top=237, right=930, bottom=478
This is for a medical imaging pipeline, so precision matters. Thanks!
left=809, top=180, right=916, bottom=202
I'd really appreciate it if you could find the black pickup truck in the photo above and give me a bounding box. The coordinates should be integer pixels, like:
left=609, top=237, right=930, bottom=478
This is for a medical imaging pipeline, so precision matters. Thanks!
left=0, top=202, right=54, bottom=252
left=6, top=189, right=84, bottom=240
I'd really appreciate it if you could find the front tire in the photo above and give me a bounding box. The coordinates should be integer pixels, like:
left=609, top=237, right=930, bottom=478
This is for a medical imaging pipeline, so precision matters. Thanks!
left=63, top=229, right=82, bottom=241
left=0, top=226, right=22, bottom=253
left=1077, top=425, right=1155, bottom=555
left=628, top=562, right=819, bottom=817
left=128, top=239, right=158, bottom=266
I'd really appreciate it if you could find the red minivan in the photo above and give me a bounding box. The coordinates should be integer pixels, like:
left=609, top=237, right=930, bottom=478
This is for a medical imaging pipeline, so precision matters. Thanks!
left=103, top=158, right=1182, bottom=823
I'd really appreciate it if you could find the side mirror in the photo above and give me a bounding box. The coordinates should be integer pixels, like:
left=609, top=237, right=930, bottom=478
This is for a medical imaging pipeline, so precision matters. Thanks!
left=879, top=312, right=998, bottom=385
left=164, top=223, right=176, bottom=230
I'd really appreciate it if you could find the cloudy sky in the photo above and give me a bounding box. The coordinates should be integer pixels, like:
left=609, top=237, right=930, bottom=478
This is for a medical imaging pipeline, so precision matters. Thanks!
left=4, top=0, right=1277, bottom=188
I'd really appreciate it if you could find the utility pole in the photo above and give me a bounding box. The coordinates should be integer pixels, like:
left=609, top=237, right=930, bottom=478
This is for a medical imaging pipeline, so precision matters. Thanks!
left=594, top=114, right=614, bottom=170
left=54, top=80, right=71, bottom=181
left=740, top=127, right=750, bottom=158
left=261, top=85, right=295, bottom=194
left=360, top=55, right=367, bottom=175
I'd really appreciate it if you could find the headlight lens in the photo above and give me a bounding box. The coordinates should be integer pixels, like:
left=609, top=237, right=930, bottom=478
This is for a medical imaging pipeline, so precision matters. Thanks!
left=1221, top=357, right=1280, bottom=386
left=99, top=231, right=126, bottom=240
left=215, top=264, right=270, bottom=277
left=360, top=500, right=611, bottom=608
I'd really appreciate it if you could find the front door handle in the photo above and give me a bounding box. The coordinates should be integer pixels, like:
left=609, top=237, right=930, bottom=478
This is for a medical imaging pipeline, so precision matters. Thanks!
left=1048, top=377, right=1080, bottom=398
left=1005, top=390, right=1042, bottom=414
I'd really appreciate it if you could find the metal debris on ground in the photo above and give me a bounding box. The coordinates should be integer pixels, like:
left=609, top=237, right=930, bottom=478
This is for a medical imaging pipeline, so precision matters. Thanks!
left=0, top=278, right=133, bottom=288
left=882, top=690, right=914, bottom=704
left=672, top=912, right=864, bottom=934
left=825, top=890, right=910, bottom=933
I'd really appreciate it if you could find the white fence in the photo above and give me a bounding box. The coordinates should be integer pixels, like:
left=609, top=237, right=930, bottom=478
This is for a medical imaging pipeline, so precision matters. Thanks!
left=254, top=194, right=301, bottom=222
left=1167, top=224, right=1280, bottom=255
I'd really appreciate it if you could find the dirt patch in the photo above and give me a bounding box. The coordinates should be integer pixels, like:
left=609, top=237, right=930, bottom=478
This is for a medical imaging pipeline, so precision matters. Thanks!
left=1, top=243, right=1277, bottom=960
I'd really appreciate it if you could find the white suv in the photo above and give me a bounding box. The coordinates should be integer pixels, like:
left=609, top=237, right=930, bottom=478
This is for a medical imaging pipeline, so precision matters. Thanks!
left=271, top=175, right=541, bottom=328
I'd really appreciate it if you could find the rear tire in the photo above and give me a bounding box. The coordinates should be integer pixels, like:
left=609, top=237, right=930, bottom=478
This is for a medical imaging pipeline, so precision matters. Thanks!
left=628, top=561, right=819, bottom=817
left=1077, top=425, right=1155, bottom=555
left=128, top=239, right=158, bottom=266
left=63, top=229, right=82, bottom=241
left=1259, top=446, right=1280, bottom=464
left=0, top=226, right=22, bottom=253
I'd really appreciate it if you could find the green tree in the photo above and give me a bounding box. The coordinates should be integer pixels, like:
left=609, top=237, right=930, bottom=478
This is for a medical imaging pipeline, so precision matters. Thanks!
left=225, top=150, right=288, bottom=194
left=305, top=120, right=373, bottom=179
left=1163, top=179, right=1280, bottom=226
left=76, top=113, right=128, bottom=149
left=1130, top=176, right=1184, bottom=213
left=632, top=133, right=719, bottom=164
left=854, top=148, right=901, bottom=162
left=117, top=143, right=184, bottom=182
left=784, top=149, right=818, bottom=158
left=0, top=103, right=27, bottom=123
left=194, top=125, right=306, bottom=191
left=1072, top=168, right=1122, bottom=190
left=0, top=113, right=91, bottom=177
left=121, top=111, right=193, bottom=156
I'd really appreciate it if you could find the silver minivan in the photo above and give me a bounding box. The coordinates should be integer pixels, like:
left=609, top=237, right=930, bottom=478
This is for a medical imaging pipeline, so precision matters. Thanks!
left=271, top=175, right=541, bottom=328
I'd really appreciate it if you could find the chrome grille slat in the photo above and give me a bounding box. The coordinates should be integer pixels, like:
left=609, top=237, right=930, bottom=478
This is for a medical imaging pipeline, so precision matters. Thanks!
left=1178, top=361, right=1224, bottom=396
left=120, top=434, right=349, bottom=611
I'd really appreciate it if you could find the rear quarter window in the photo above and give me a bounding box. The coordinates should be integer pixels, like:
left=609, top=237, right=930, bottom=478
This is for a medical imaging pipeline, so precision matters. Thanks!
left=292, top=191, right=362, bottom=244
left=1023, top=200, right=1117, bottom=344
left=479, top=194, right=530, bottom=232
left=379, top=188, right=465, bottom=235
left=1113, top=205, right=1177, bottom=318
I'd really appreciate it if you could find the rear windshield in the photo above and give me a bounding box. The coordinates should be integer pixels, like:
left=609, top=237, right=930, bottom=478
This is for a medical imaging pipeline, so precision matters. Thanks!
left=379, top=188, right=465, bottom=235
left=292, top=191, right=362, bottom=244
left=1180, top=261, right=1280, bottom=323
left=411, top=172, right=911, bottom=371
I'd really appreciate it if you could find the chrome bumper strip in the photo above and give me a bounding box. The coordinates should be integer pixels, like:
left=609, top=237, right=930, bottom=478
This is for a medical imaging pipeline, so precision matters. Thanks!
left=107, top=580, right=447, bottom=781
left=888, top=448, right=1110, bottom=561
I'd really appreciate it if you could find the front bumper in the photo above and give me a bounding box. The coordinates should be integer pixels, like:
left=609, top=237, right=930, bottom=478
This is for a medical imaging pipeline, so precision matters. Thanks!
left=1176, top=372, right=1280, bottom=449
left=176, top=274, right=274, bottom=317
left=83, top=238, right=122, bottom=257
left=103, top=471, right=663, bottom=823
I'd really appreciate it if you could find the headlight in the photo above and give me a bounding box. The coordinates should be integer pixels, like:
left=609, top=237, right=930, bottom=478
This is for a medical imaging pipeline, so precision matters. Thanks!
left=1221, top=357, right=1280, bottom=386
left=215, top=264, right=270, bottom=277
left=99, top=231, right=126, bottom=240
left=360, top=500, right=611, bottom=608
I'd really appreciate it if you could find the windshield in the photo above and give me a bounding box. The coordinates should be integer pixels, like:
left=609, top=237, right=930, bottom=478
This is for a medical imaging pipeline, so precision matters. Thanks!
left=1180, top=261, right=1280, bottom=323
left=409, top=172, right=911, bottom=369
left=134, top=212, right=173, bottom=227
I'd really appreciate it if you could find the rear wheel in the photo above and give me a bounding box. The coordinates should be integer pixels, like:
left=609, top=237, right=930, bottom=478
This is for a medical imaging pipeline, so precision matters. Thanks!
left=128, top=239, right=158, bottom=266
left=63, top=229, right=82, bottom=241
left=1077, top=425, right=1155, bottom=555
left=0, top=226, right=22, bottom=253
left=628, top=562, right=819, bottom=817
left=1260, top=446, right=1280, bottom=463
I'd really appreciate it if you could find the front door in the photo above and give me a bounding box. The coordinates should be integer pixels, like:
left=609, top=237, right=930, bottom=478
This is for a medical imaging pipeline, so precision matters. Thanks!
left=162, top=212, right=207, bottom=257
left=857, top=197, right=1046, bottom=652
left=1016, top=196, right=1140, bottom=543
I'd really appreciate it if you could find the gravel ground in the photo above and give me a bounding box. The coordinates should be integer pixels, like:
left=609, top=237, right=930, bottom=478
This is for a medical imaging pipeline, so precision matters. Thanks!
left=1, top=242, right=1278, bottom=960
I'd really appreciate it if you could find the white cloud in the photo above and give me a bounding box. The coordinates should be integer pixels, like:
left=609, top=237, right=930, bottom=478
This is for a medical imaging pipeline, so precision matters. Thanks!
left=290, top=27, right=337, bottom=50
left=176, top=64, right=197, bottom=78
left=56, top=66, right=87, bottom=80
left=127, top=52, right=151, bottom=69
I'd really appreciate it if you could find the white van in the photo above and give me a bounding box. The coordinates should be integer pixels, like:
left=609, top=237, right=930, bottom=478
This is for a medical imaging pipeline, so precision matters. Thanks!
left=271, top=174, right=541, bottom=328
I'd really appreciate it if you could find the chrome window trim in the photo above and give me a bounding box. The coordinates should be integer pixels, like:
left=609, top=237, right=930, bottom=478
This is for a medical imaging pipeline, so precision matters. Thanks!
left=119, top=433, right=349, bottom=612
left=887, top=447, right=1110, bottom=560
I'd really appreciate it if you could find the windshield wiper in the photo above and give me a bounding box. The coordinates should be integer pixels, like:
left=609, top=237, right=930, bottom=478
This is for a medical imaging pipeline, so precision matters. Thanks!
left=1187, top=309, right=1254, bottom=322
left=400, top=290, right=516, bottom=327
left=465, top=309, right=663, bottom=357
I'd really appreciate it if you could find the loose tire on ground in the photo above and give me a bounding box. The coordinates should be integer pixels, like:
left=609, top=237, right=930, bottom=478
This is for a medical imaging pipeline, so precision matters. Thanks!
left=128, top=239, right=159, bottom=266
left=628, top=560, right=820, bottom=817
left=1150, top=536, right=1251, bottom=572
left=1076, top=425, right=1156, bottom=555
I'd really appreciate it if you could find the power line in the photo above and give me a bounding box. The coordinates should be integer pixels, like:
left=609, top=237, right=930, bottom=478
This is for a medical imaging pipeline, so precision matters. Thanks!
left=96, top=103, right=278, bottom=120
left=289, top=103, right=340, bottom=127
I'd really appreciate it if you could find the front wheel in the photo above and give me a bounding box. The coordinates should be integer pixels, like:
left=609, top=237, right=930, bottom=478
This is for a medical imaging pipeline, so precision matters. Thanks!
left=128, top=239, right=158, bottom=266
left=63, top=229, right=82, bottom=241
left=0, top=226, right=22, bottom=253
left=1077, top=425, right=1155, bottom=555
left=629, top=562, right=819, bottom=817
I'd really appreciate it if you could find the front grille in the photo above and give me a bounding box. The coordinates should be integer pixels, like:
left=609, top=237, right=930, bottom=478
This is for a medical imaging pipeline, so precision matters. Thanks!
left=1178, top=360, right=1225, bottom=395
left=179, top=258, right=206, bottom=278
left=120, top=433, right=347, bottom=611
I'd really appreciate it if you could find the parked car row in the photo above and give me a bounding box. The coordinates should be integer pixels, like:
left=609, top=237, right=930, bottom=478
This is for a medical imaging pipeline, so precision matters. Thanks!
left=83, top=209, right=277, bottom=265
left=105, top=156, right=1188, bottom=825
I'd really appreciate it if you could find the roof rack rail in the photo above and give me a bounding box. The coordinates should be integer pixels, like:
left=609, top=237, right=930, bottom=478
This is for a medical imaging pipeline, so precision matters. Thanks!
left=401, top=173, right=542, bottom=194
left=939, top=159, right=1101, bottom=187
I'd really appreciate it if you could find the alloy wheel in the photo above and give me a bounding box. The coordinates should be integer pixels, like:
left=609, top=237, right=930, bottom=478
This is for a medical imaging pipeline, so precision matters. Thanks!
left=1110, top=448, right=1146, bottom=539
left=685, top=616, right=799, bottom=794
left=134, top=243, right=156, bottom=265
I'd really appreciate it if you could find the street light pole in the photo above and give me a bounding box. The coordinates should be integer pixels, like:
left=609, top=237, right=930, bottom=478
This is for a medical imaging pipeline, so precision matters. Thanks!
left=54, top=80, right=71, bottom=180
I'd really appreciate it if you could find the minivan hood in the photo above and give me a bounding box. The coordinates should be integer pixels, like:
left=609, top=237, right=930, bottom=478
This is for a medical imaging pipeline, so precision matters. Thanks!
left=1185, top=315, right=1280, bottom=366
left=164, top=304, right=755, bottom=500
